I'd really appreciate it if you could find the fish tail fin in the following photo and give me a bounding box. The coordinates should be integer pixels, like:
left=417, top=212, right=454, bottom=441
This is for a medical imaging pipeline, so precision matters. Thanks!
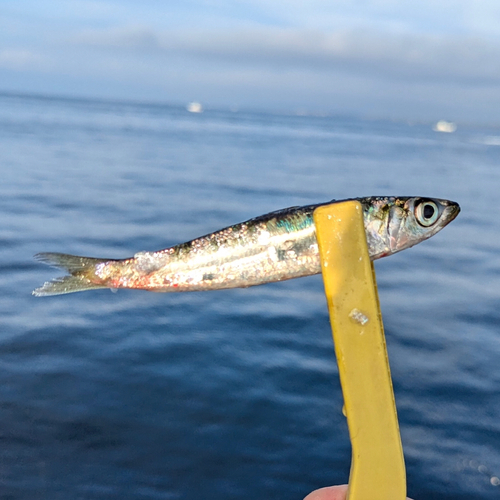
left=32, top=252, right=116, bottom=297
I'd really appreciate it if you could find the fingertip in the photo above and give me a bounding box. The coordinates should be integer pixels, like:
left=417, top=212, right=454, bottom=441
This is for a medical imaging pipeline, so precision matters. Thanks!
left=303, top=484, right=348, bottom=500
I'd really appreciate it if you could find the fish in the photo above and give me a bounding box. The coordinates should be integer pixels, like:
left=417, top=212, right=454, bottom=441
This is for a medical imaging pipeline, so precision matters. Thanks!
left=32, top=196, right=460, bottom=297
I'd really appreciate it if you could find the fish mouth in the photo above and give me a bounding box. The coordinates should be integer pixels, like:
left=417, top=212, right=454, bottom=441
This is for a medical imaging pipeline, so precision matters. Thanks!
left=443, top=200, right=461, bottom=223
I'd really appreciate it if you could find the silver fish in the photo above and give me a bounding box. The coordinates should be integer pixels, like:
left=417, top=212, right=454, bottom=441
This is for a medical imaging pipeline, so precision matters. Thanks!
left=33, top=196, right=460, bottom=296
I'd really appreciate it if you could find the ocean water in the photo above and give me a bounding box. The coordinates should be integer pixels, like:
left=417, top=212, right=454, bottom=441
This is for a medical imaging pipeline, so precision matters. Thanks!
left=0, top=92, right=499, bottom=500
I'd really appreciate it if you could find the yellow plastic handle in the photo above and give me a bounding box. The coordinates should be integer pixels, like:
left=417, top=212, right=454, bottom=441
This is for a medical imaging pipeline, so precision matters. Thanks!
left=313, top=201, right=406, bottom=500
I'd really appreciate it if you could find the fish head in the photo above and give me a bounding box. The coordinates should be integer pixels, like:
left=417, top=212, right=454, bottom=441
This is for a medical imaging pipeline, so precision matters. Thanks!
left=361, top=196, right=460, bottom=259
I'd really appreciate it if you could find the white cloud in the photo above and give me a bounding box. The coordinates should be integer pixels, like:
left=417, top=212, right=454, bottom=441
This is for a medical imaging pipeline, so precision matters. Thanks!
left=73, top=26, right=160, bottom=50
left=0, top=49, right=46, bottom=70
left=70, top=25, right=500, bottom=86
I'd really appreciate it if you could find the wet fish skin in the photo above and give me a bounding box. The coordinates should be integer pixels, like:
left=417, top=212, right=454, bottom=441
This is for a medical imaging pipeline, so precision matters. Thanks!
left=33, top=197, right=460, bottom=296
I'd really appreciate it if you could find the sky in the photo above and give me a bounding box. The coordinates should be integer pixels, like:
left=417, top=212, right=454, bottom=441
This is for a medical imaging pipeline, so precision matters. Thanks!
left=2, top=0, right=500, bottom=122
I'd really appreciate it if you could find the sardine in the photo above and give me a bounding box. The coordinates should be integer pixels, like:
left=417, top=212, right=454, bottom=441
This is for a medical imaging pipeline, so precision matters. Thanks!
left=33, top=197, right=460, bottom=296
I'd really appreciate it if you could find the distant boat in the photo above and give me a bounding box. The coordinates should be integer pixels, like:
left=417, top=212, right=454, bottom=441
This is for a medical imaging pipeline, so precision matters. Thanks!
left=187, top=102, right=203, bottom=113
left=433, top=120, right=457, bottom=133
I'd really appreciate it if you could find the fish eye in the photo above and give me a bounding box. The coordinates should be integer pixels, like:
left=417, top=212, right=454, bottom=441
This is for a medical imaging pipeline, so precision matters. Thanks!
left=415, top=200, right=439, bottom=227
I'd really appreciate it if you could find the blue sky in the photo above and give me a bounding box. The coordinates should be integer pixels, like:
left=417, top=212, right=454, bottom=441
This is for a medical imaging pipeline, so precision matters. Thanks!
left=2, top=1, right=500, bottom=122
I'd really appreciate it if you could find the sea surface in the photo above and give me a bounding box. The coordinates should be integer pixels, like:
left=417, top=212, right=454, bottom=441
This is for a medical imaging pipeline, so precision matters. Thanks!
left=0, top=92, right=499, bottom=500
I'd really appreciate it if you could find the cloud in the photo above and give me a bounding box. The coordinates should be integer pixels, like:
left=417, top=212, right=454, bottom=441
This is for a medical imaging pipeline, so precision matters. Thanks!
left=4, top=1, right=500, bottom=121
left=71, top=25, right=500, bottom=87
left=74, top=26, right=160, bottom=51
left=0, top=49, right=46, bottom=70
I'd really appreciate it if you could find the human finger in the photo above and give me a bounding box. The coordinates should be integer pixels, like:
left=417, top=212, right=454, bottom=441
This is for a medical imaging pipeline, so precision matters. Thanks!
left=303, top=484, right=348, bottom=500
